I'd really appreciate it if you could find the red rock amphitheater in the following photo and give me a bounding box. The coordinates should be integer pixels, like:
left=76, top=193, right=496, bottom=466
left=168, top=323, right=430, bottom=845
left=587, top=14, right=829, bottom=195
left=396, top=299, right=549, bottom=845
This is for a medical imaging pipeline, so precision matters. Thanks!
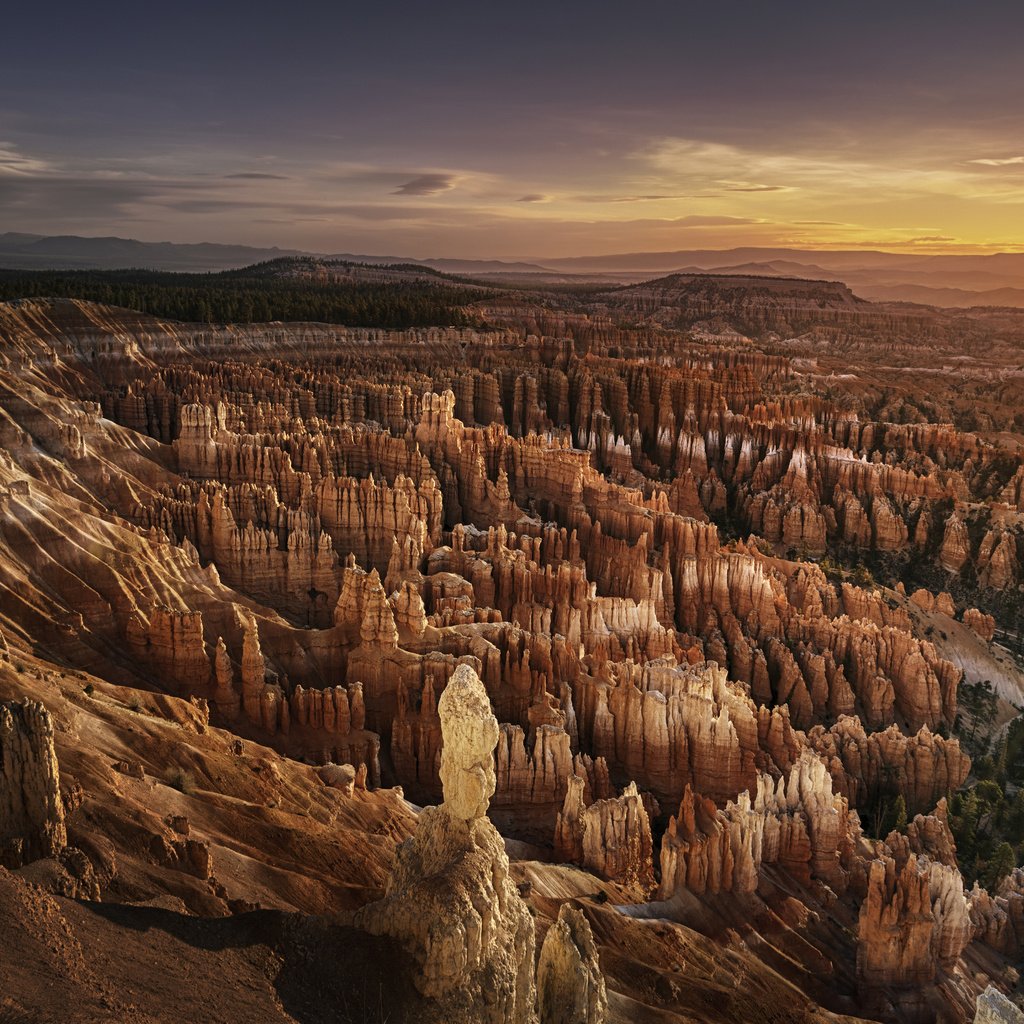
left=2, top=288, right=1024, bottom=1023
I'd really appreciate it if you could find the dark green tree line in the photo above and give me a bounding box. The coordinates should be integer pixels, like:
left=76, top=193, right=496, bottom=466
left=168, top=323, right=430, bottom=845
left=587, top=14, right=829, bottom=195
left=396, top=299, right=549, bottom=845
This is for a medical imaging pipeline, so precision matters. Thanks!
left=0, top=263, right=496, bottom=329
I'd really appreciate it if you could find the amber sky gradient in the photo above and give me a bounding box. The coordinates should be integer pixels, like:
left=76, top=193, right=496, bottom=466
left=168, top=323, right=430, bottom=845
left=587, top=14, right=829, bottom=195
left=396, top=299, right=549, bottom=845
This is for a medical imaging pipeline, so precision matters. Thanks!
left=3, top=1, right=1024, bottom=258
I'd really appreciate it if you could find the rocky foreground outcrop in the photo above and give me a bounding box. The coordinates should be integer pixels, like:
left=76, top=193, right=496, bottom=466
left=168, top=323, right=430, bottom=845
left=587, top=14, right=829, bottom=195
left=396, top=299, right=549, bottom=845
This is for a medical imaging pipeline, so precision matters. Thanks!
left=537, top=903, right=607, bottom=1024
left=0, top=699, right=66, bottom=868
left=976, top=987, right=1024, bottom=1024
left=356, top=663, right=537, bottom=1023
left=0, top=698, right=103, bottom=901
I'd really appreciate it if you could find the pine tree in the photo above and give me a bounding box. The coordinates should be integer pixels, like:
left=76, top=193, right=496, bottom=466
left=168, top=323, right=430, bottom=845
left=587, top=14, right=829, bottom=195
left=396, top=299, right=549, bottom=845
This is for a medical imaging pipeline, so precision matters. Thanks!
left=983, top=841, right=1016, bottom=892
left=893, top=794, right=908, bottom=832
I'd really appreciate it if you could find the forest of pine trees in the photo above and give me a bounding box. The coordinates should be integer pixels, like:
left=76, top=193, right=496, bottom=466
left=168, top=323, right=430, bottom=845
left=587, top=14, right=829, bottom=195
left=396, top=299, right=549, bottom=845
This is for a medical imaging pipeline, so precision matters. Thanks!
left=0, top=262, right=496, bottom=329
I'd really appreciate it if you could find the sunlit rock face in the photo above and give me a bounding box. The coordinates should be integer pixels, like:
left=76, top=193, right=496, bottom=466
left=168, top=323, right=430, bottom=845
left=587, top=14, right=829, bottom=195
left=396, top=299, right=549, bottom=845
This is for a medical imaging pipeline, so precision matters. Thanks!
left=975, top=986, right=1024, bottom=1024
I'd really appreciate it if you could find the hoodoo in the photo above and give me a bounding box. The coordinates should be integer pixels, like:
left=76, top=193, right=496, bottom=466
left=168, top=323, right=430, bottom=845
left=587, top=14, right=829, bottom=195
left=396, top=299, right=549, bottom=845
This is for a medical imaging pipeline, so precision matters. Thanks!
left=356, top=663, right=538, bottom=1023
left=0, top=700, right=66, bottom=868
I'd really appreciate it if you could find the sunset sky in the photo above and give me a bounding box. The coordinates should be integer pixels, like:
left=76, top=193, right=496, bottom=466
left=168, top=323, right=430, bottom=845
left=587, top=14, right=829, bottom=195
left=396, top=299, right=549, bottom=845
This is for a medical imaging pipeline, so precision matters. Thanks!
left=4, top=1, right=1024, bottom=258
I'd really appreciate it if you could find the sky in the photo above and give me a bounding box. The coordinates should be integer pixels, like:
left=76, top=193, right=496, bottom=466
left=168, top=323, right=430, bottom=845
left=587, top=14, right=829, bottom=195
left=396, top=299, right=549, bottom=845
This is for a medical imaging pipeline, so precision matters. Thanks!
left=3, top=1, right=1024, bottom=259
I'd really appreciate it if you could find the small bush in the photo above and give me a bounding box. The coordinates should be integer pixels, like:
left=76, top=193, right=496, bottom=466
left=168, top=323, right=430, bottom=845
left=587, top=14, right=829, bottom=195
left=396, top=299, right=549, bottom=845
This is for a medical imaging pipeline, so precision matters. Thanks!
left=166, top=768, right=196, bottom=795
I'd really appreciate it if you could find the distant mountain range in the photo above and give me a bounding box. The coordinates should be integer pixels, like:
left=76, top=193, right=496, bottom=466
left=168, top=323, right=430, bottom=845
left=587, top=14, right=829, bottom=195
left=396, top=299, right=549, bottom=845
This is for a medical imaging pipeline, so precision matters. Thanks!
left=3, top=233, right=1024, bottom=308
left=0, top=233, right=306, bottom=271
left=0, top=233, right=550, bottom=277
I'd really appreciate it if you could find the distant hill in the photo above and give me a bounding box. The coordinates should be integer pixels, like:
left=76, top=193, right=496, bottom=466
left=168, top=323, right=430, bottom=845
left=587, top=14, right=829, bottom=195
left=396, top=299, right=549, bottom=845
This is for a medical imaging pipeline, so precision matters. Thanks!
left=536, top=248, right=1024, bottom=308
left=640, top=258, right=1024, bottom=309
left=0, top=233, right=550, bottom=276
left=536, top=246, right=1024, bottom=276
left=847, top=283, right=1024, bottom=308
left=0, top=258, right=498, bottom=329
left=327, top=255, right=551, bottom=276
left=606, top=271, right=861, bottom=299
left=586, top=271, right=874, bottom=335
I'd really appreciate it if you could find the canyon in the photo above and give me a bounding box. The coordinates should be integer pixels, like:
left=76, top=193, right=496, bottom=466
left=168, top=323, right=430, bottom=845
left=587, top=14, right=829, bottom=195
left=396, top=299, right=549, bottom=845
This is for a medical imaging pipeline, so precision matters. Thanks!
left=1, top=280, right=1024, bottom=1023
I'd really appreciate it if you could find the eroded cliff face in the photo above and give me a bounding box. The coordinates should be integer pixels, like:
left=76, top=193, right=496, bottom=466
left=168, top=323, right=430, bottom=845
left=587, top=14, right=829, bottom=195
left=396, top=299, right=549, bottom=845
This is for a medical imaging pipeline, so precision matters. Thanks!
left=1, top=298, right=1022, bottom=1023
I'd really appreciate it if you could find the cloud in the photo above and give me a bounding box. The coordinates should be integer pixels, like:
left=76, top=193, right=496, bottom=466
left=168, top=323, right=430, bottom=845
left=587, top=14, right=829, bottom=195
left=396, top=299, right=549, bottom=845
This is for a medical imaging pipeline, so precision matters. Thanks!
left=572, top=193, right=719, bottom=203
left=0, top=143, right=54, bottom=176
left=2, top=124, right=1016, bottom=258
left=392, top=173, right=457, bottom=196
left=0, top=174, right=209, bottom=218
left=224, top=172, right=290, bottom=179
left=721, top=182, right=793, bottom=192
left=968, top=156, right=1024, bottom=166
left=161, top=198, right=261, bottom=214
left=0, top=160, right=486, bottom=228
left=643, top=136, right=968, bottom=199
left=670, top=215, right=764, bottom=226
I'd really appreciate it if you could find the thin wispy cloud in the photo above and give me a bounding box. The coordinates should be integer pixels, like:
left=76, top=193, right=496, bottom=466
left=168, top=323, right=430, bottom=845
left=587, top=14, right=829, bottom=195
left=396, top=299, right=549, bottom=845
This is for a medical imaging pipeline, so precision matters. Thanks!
left=0, top=143, right=54, bottom=176
left=722, top=182, right=793, bottom=193
left=968, top=156, right=1024, bottom=167
left=224, top=172, right=290, bottom=180
left=571, top=193, right=716, bottom=204
left=670, top=215, right=765, bottom=226
left=392, top=174, right=457, bottom=196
